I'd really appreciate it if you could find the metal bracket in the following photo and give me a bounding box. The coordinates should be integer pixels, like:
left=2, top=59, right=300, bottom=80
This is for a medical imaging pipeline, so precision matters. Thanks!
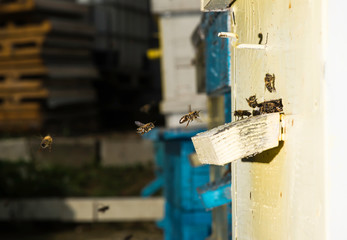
left=218, top=32, right=267, bottom=50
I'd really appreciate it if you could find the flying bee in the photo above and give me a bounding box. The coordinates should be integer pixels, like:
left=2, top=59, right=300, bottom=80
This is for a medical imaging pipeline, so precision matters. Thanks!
left=179, top=105, right=201, bottom=127
left=123, top=234, right=133, bottom=240
left=135, top=121, right=155, bottom=135
left=246, top=95, right=258, bottom=108
left=234, top=110, right=251, bottom=120
left=265, top=73, right=276, bottom=93
left=97, top=205, right=110, bottom=213
left=40, top=135, right=53, bottom=152
left=140, top=101, right=156, bottom=114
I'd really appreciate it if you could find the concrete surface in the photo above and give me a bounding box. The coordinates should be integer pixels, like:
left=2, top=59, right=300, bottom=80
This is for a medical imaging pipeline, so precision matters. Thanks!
left=101, top=135, right=154, bottom=166
left=0, top=197, right=164, bottom=222
left=0, top=133, right=154, bottom=167
left=30, top=137, right=97, bottom=167
left=0, top=138, right=31, bottom=162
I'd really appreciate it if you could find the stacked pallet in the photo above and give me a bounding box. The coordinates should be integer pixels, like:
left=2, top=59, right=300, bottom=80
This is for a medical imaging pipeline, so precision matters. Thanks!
left=0, top=0, right=98, bottom=132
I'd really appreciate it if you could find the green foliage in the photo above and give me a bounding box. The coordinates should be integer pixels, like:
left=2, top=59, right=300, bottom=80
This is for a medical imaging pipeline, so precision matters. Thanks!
left=0, top=161, right=155, bottom=198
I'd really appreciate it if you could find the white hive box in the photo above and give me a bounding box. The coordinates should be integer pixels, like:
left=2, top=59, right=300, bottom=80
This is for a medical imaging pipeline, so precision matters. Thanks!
left=160, top=93, right=208, bottom=128
left=159, top=13, right=207, bottom=128
left=151, top=0, right=200, bottom=13
left=159, top=13, right=201, bottom=100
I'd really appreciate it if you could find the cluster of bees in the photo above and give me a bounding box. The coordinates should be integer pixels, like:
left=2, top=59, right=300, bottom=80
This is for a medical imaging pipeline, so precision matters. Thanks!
left=135, top=105, right=201, bottom=135
left=234, top=73, right=283, bottom=120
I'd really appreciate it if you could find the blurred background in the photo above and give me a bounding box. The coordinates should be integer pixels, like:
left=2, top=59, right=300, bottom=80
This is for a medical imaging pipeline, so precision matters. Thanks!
left=0, top=0, right=232, bottom=239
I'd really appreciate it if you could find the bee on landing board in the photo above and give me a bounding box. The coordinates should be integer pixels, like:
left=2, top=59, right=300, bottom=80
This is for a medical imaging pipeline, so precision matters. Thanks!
left=246, top=95, right=258, bottom=108
left=179, top=105, right=201, bottom=127
left=234, top=110, right=252, bottom=120
left=40, top=135, right=53, bottom=152
left=135, top=121, right=155, bottom=135
left=252, top=110, right=261, bottom=116
left=265, top=73, right=276, bottom=93
left=258, top=99, right=283, bottom=114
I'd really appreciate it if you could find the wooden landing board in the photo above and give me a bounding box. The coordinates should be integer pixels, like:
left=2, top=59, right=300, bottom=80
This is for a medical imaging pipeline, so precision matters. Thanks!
left=191, top=112, right=281, bottom=165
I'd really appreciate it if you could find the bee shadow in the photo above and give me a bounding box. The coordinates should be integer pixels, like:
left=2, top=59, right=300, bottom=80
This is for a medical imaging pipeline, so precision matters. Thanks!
left=241, top=141, right=284, bottom=164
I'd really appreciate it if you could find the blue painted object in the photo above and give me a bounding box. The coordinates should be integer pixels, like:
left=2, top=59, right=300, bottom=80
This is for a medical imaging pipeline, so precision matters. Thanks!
left=197, top=174, right=232, bottom=210
left=199, top=11, right=233, bottom=239
left=224, top=91, right=232, bottom=123
left=142, top=128, right=212, bottom=239
left=162, top=129, right=210, bottom=211
left=164, top=202, right=212, bottom=240
left=202, top=12, right=231, bottom=95
left=141, top=128, right=164, bottom=197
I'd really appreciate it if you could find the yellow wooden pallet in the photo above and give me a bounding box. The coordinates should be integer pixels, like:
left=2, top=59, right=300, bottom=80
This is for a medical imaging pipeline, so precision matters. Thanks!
left=0, top=102, right=43, bottom=130
left=0, top=19, right=95, bottom=38
left=0, top=66, right=47, bottom=81
left=0, top=35, right=45, bottom=58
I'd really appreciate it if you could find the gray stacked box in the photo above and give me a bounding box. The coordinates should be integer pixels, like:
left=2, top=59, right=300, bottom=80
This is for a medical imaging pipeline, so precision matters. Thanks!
left=88, top=0, right=150, bottom=72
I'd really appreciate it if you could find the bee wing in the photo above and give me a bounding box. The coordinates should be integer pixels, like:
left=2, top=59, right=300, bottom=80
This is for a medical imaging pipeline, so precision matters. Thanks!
left=195, top=118, right=203, bottom=123
left=135, top=121, right=145, bottom=127
left=188, top=104, right=192, bottom=112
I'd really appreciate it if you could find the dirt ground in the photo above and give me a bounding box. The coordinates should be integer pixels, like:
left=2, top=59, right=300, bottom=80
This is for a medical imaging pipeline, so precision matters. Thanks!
left=0, top=222, right=163, bottom=240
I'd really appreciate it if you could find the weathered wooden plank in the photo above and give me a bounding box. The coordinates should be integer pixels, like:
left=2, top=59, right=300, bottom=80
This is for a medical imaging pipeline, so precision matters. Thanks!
left=192, top=112, right=281, bottom=165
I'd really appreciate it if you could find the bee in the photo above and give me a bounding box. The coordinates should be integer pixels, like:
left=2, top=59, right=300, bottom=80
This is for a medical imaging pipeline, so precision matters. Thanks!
left=135, top=121, right=155, bottom=135
left=258, top=99, right=283, bottom=114
left=140, top=101, right=156, bottom=114
left=40, top=135, right=53, bottom=152
left=246, top=95, right=258, bottom=108
left=265, top=73, right=276, bottom=93
left=124, top=234, right=133, bottom=240
left=179, top=105, right=201, bottom=127
left=234, top=110, right=251, bottom=120
left=97, top=205, right=110, bottom=213
left=252, top=110, right=261, bottom=116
